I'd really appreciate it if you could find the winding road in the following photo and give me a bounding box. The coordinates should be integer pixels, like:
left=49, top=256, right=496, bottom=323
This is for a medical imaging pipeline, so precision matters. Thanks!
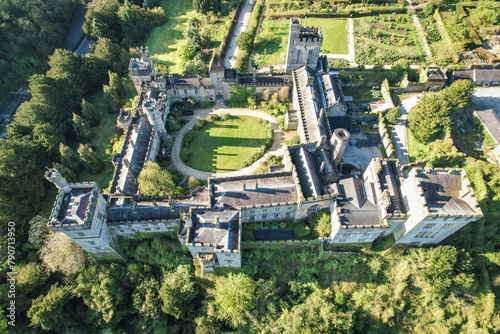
left=171, top=105, right=286, bottom=180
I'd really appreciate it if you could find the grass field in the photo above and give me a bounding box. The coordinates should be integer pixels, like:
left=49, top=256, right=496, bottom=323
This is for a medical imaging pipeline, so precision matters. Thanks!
left=407, top=129, right=430, bottom=163
left=306, top=18, right=348, bottom=54
left=146, top=0, right=198, bottom=73
left=185, top=116, right=271, bottom=172
left=254, top=19, right=290, bottom=66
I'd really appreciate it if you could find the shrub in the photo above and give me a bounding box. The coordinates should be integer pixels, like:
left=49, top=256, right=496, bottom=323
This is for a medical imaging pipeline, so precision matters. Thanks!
left=180, top=148, right=191, bottom=162
left=279, top=116, right=287, bottom=131
left=384, top=107, right=402, bottom=125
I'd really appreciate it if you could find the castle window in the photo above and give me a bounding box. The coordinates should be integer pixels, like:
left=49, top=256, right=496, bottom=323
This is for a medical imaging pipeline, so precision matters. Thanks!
left=195, top=90, right=199, bottom=94
left=144, top=228, right=151, bottom=231
left=441, top=223, right=454, bottom=229
left=97, top=212, right=103, bottom=220
left=94, top=246, right=102, bottom=250
left=155, top=227, right=161, bottom=230
left=249, top=210, right=255, bottom=214
left=262, top=209, right=267, bottom=212
left=415, top=232, right=439, bottom=238
left=410, top=242, right=420, bottom=245
left=88, top=241, right=96, bottom=245
left=262, top=214, right=267, bottom=219
left=307, top=205, right=321, bottom=215
left=286, top=212, right=291, bottom=217
left=119, top=229, right=125, bottom=233
left=274, top=213, right=279, bottom=218
left=338, top=239, right=347, bottom=243
left=226, top=260, right=233, bottom=263
left=423, top=223, right=436, bottom=229
left=77, top=232, right=85, bottom=237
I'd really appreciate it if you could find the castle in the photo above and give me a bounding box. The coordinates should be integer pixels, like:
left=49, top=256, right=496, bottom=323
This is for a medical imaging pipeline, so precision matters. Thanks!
left=47, top=19, right=482, bottom=272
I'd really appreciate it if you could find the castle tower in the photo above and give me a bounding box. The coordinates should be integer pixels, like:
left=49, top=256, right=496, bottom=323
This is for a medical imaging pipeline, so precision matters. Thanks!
left=129, top=46, right=156, bottom=94
left=140, top=46, right=156, bottom=77
left=46, top=174, right=122, bottom=260
left=331, top=128, right=350, bottom=166
left=285, top=18, right=323, bottom=74
left=209, top=53, right=225, bottom=96
left=45, top=168, right=72, bottom=193
left=142, top=96, right=167, bottom=140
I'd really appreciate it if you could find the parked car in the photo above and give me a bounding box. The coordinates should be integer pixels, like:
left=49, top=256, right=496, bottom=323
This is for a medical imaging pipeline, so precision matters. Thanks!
left=182, top=110, right=194, bottom=116
left=348, top=126, right=360, bottom=133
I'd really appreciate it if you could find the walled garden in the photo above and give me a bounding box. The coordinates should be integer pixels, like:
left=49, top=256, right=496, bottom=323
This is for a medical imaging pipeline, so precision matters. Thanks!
left=353, top=15, right=423, bottom=65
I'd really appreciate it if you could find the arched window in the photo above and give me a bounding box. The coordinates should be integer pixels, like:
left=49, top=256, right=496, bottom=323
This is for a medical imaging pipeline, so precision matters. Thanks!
left=307, top=205, right=321, bottom=215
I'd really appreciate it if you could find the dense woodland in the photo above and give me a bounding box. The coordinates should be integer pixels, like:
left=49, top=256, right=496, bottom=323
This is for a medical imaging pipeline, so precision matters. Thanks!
left=0, top=0, right=75, bottom=98
left=1, top=0, right=500, bottom=333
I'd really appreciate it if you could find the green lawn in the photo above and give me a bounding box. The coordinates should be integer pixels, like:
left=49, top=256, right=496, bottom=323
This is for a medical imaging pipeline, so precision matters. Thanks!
left=254, top=19, right=290, bottom=66
left=407, top=129, right=430, bottom=163
left=146, top=0, right=198, bottom=73
left=306, top=18, right=348, bottom=54
left=185, top=116, right=271, bottom=172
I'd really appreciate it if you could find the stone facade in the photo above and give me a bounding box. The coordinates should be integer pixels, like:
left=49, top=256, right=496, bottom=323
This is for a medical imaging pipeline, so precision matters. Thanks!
left=47, top=20, right=484, bottom=271
left=285, top=18, right=322, bottom=74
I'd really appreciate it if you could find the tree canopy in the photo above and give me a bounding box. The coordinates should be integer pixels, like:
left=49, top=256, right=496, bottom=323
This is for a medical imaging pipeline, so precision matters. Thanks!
left=138, top=162, right=176, bottom=197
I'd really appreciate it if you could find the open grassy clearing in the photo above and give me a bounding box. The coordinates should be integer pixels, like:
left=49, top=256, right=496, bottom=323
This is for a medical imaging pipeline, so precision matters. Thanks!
left=146, top=0, right=198, bottom=73
left=407, top=128, right=430, bottom=163
left=185, top=116, right=271, bottom=172
left=146, top=0, right=235, bottom=73
left=305, top=18, right=348, bottom=54
left=254, top=18, right=289, bottom=66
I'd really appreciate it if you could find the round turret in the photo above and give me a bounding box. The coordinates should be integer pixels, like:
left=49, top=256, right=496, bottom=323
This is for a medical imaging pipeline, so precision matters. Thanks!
left=331, top=128, right=350, bottom=166
left=45, top=168, right=72, bottom=193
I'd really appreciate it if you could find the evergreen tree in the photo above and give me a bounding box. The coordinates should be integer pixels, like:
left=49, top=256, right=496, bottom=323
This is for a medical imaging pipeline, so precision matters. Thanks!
left=78, top=144, right=104, bottom=175
left=81, top=99, right=101, bottom=127
left=72, top=113, right=94, bottom=143
left=193, top=0, right=221, bottom=14
left=59, top=143, right=82, bottom=173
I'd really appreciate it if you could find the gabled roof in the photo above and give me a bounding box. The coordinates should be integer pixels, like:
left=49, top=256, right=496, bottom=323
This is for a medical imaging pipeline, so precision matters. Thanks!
left=474, top=109, right=500, bottom=146
left=290, top=145, right=323, bottom=198
left=209, top=53, right=225, bottom=73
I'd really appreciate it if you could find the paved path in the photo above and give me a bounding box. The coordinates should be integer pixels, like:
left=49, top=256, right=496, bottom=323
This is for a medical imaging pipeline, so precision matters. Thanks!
left=406, top=0, right=434, bottom=65
left=224, top=0, right=256, bottom=68
left=392, top=94, right=420, bottom=165
left=171, top=106, right=286, bottom=180
left=474, top=87, right=500, bottom=114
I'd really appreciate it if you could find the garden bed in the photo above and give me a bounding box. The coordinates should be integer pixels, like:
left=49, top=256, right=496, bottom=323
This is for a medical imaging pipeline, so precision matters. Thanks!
left=353, top=15, right=422, bottom=65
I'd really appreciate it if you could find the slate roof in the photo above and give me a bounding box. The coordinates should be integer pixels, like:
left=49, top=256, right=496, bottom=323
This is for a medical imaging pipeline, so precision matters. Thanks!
left=109, top=116, right=153, bottom=196
left=289, top=145, right=324, bottom=198
left=189, top=210, right=239, bottom=250
left=293, top=65, right=336, bottom=143
left=107, top=198, right=180, bottom=223
left=337, top=177, right=382, bottom=226
left=378, top=160, right=406, bottom=214
left=453, top=68, right=500, bottom=84
left=211, top=172, right=297, bottom=209
left=474, top=109, right=500, bottom=146
left=418, top=171, right=477, bottom=215
left=209, top=54, right=225, bottom=73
